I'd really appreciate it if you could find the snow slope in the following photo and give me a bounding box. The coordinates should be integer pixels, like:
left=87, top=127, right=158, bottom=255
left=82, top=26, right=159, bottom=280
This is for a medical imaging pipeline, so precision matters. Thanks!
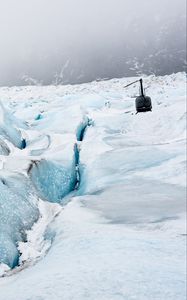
left=0, top=73, right=186, bottom=300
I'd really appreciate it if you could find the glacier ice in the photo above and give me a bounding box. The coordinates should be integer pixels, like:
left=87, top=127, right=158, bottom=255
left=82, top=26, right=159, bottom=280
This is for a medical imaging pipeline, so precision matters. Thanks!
left=0, top=73, right=186, bottom=300
left=0, top=174, right=39, bottom=268
left=0, top=138, right=10, bottom=156
left=0, top=100, right=84, bottom=269
left=30, top=159, right=77, bottom=203
left=0, top=102, right=27, bottom=149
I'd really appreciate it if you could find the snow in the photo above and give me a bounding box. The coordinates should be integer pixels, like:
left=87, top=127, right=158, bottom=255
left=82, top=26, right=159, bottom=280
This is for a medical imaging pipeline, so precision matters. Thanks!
left=0, top=73, right=186, bottom=299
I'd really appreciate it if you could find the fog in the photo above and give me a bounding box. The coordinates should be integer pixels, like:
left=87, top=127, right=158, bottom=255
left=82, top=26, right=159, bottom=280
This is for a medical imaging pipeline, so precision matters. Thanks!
left=0, top=0, right=186, bottom=86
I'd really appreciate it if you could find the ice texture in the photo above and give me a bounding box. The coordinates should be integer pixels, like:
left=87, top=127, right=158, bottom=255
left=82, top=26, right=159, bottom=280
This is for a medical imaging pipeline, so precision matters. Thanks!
left=0, top=174, right=39, bottom=267
left=30, top=159, right=77, bottom=203
left=0, top=138, right=10, bottom=155
left=0, top=102, right=27, bottom=149
left=0, top=73, right=186, bottom=300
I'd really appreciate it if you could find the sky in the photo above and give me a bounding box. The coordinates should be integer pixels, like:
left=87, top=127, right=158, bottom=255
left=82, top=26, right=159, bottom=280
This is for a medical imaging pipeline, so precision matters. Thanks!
left=0, top=0, right=186, bottom=86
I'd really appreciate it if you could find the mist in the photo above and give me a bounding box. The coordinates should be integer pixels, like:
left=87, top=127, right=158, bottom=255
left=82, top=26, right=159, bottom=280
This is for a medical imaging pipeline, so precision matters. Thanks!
left=0, top=0, right=186, bottom=86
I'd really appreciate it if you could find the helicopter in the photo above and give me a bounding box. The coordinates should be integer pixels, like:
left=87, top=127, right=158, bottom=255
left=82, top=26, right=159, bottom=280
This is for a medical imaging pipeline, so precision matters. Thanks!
left=124, top=78, right=152, bottom=113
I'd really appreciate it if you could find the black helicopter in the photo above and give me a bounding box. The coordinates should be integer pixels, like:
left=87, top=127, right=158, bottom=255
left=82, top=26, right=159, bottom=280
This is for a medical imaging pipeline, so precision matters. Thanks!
left=124, top=78, right=152, bottom=113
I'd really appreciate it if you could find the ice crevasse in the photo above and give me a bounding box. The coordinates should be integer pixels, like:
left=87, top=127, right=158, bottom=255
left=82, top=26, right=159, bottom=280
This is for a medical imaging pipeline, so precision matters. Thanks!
left=0, top=102, right=78, bottom=269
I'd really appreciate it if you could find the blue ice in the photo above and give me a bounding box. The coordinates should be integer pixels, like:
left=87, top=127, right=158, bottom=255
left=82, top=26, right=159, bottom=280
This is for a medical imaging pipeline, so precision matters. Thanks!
left=0, top=174, right=39, bottom=268
left=0, top=102, right=27, bottom=149
left=30, top=159, right=77, bottom=203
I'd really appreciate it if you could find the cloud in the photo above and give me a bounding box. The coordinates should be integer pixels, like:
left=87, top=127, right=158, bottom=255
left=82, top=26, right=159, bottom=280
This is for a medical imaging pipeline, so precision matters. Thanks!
left=0, top=0, right=186, bottom=85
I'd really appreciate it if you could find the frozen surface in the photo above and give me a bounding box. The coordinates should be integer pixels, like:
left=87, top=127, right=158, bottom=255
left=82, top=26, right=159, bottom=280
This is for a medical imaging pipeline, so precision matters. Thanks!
left=0, top=174, right=39, bottom=268
left=0, top=138, right=10, bottom=155
left=0, top=102, right=27, bottom=149
left=30, top=158, right=77, bottom=202
left=82, top=179, right=186, bottom=224
left=0, top=73, right=186, bottom=299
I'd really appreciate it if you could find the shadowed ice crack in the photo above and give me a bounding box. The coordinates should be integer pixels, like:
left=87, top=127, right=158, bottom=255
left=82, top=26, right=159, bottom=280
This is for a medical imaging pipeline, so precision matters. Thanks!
left=0, top=114, right=93, bottom=273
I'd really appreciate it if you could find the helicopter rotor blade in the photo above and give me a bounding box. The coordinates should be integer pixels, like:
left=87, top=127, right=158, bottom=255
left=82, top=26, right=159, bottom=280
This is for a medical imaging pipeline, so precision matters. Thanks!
left=123, top=79, right=141, bottom=89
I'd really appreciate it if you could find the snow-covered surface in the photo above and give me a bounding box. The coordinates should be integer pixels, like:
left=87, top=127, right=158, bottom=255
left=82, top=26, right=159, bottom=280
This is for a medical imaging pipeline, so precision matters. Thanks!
left=0, top=73, right=186, bottom=299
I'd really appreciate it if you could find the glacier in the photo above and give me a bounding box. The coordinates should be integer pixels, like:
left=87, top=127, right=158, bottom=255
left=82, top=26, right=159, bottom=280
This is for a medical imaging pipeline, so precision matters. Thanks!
left=0, top=173, right=39, bottom=268
left=30, top=158, right=77, bottom=202
left=0, top=73, right=186, bottom=300
left=0, top=102, right=27, bottom=149
left=0, top=99, right=82, bottom=269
